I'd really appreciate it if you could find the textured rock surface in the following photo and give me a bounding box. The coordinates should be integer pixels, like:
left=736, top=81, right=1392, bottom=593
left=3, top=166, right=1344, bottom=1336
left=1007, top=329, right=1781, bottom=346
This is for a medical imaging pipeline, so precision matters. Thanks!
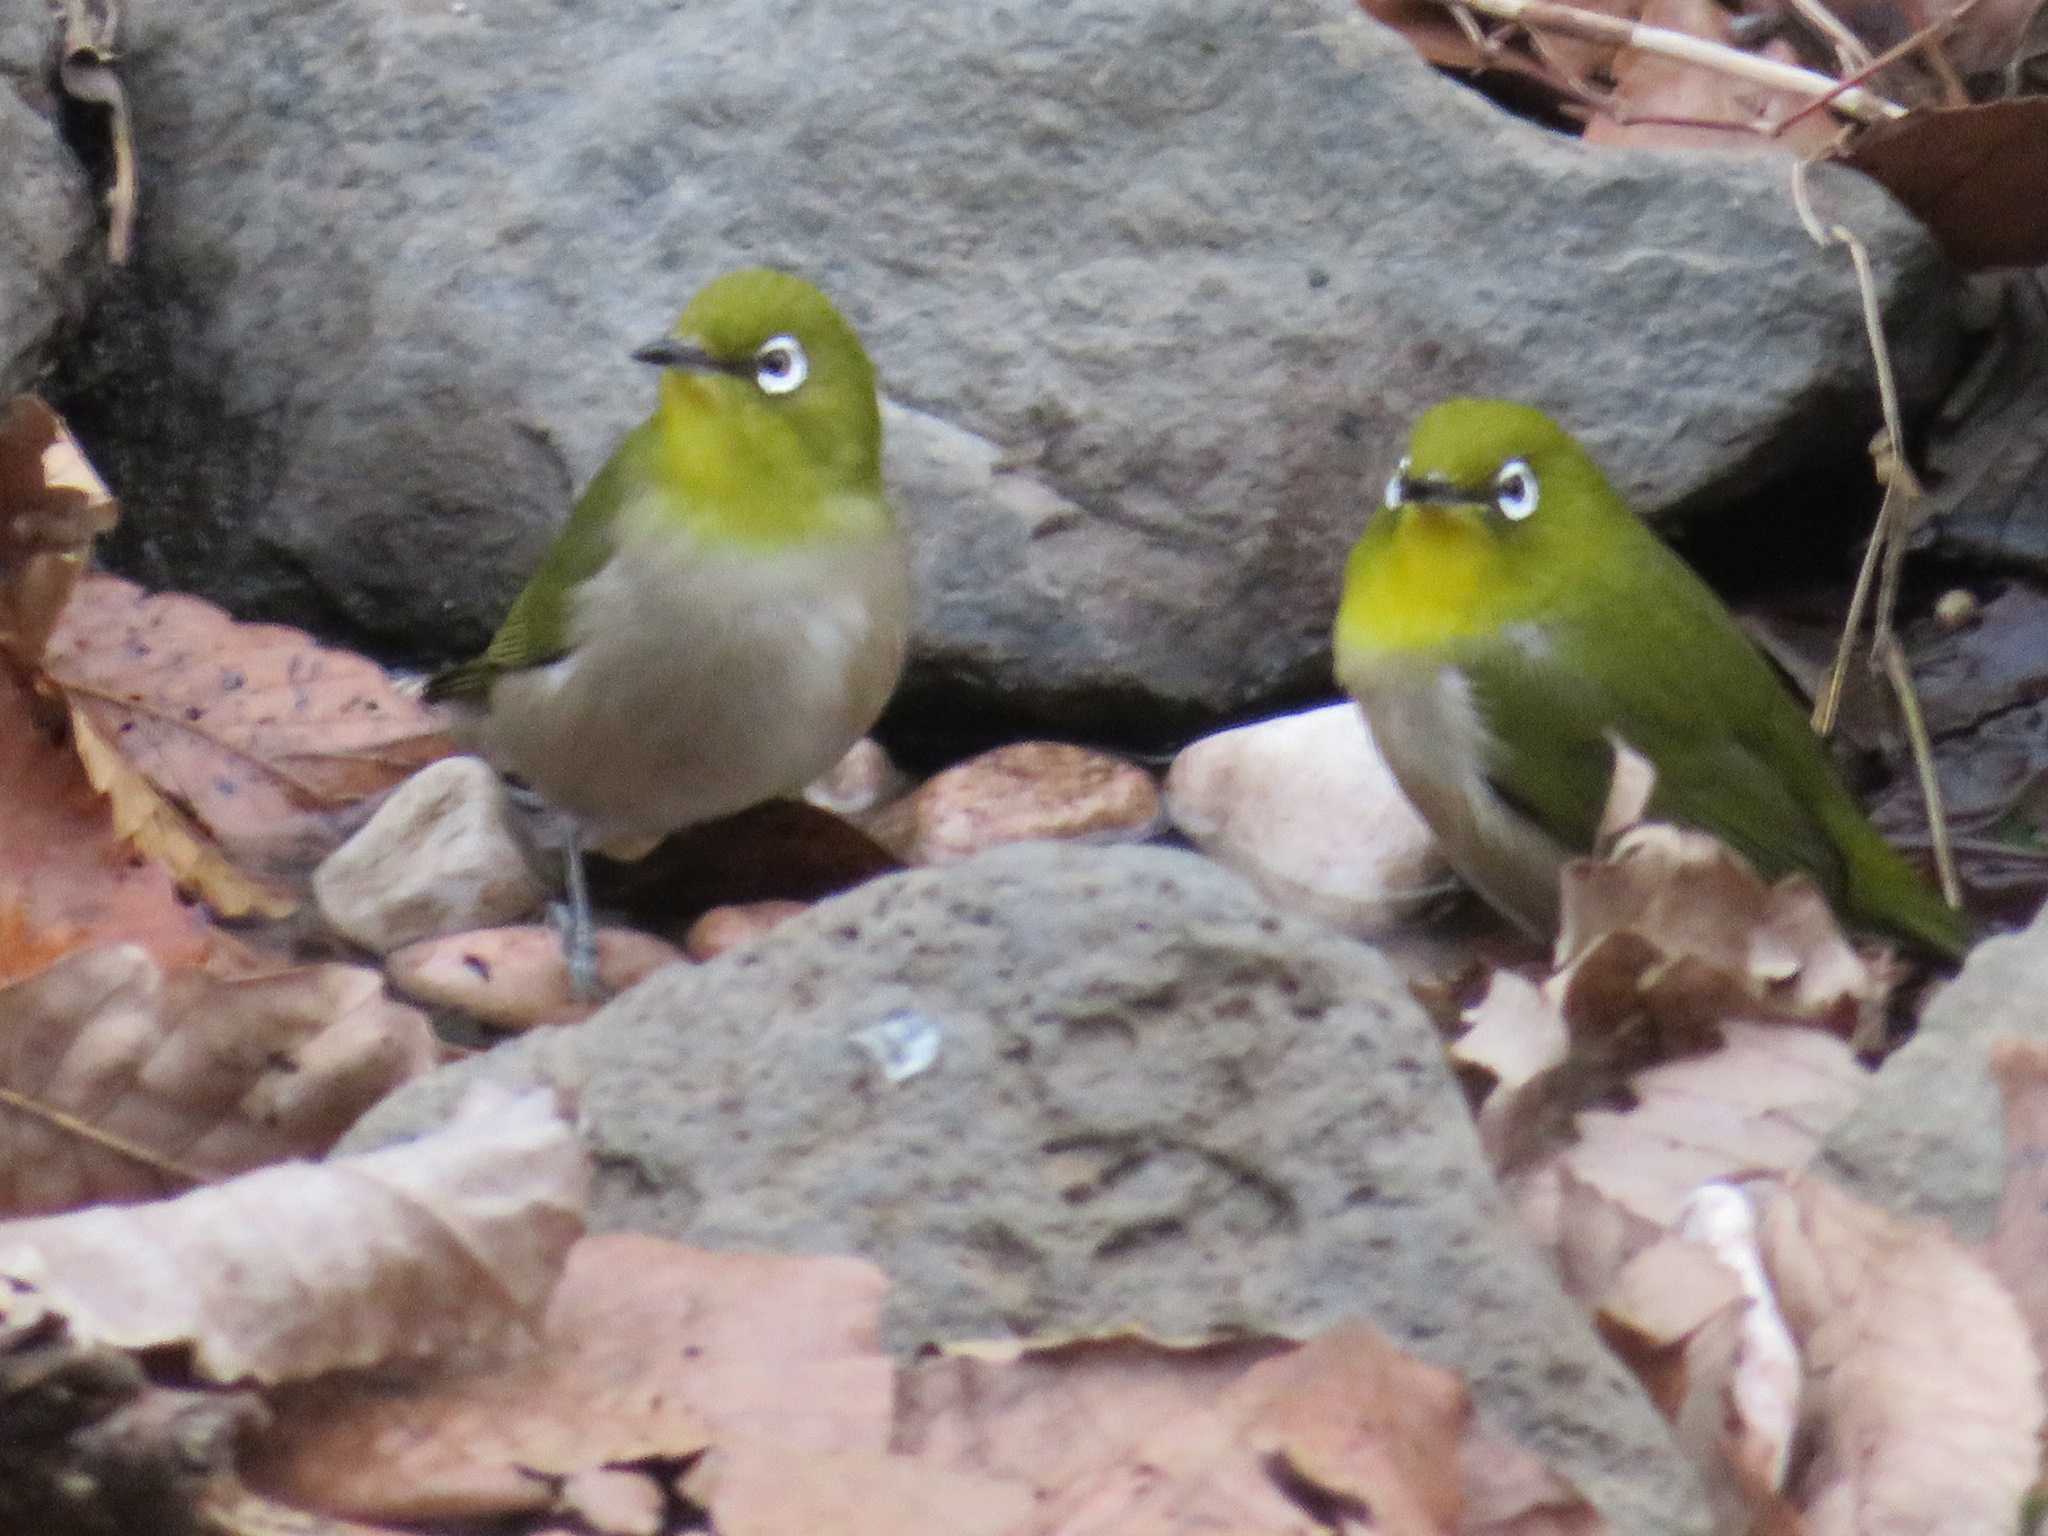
left=0, top=7, right=97, bottom=395
left=1821, top=904, right=2048, bottom=1239
left=314, top=755, right=545, bottom=953
left=59, top=0, right=1952, bottom=737
left=347, top=843, right=1709, bottom=1532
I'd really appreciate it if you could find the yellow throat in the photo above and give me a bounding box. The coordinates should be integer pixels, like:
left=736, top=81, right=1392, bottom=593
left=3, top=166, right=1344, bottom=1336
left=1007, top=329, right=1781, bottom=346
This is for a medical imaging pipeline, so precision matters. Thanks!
left=1336, top=505, right=1512, bottom=658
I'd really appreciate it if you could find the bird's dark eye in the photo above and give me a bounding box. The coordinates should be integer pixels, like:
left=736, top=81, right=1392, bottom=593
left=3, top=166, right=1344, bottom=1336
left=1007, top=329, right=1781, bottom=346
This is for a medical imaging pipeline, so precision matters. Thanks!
left=753, top=334, right=808, bottom=395
left=1494, top=459, right=1539, bottom=521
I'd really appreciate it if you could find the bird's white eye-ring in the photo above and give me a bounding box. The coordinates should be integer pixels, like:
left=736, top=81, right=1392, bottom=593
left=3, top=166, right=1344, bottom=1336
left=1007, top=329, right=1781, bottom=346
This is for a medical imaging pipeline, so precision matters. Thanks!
left=1384, top=456, right=1412, bottom=510
left=1494, top=459, right=1539, bottom=521
left=753, top=334, right=808, bottom=395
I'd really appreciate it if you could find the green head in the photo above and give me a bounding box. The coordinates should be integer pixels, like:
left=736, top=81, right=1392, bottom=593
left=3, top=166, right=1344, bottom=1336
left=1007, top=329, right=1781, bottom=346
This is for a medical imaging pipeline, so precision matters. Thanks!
left=1337, top=398, right=1636, bottom=656
left=634, top=268, right=887, bottom=544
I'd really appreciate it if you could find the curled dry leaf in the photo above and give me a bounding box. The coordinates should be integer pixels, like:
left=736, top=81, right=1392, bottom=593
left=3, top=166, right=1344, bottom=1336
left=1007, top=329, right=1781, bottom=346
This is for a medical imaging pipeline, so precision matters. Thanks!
left=0, top=396, right=117, bottom=665
left=68, top=702, right=297, bottom=919
left=0, top=1085, right=586, bottom=1387
left=250, top=1235, right=892, bottom=1522
left=1463, top=794, right=1886, bottom=1191
left=1516, top=1021, right=1869, bottom=1272
left=1759, top=1174, right=2044, bottom=1535
left=1597, top=1188, right=1800, bottom=1528
left=1558, top=822, right=1891, bottom=1035
left=0, top=944, right=437, bottom=1218
left=0, top=669, right=214, bottom=982
left=44, top=574, right=455, bottom=887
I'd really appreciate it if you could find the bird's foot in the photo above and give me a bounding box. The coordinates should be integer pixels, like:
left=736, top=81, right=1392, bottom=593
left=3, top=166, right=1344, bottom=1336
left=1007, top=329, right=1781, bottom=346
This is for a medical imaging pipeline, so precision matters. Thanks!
left=548, top=898, right=609, bottom=1005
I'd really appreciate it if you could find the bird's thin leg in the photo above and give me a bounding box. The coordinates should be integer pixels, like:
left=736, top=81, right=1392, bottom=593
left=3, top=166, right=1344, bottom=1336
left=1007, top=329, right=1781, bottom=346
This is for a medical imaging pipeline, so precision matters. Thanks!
left=558, top=825, right=602, bottom=1002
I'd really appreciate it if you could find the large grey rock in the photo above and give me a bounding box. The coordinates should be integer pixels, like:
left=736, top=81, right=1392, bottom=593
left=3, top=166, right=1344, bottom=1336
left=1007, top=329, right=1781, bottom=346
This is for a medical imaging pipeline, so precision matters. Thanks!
left=347, top=843, right=1709, bottom=1533
left=0, top=7, right=96, bottom=395
left=57, top=0, right=1952, bottom=738
left=1821, top=904, right=2048, bottom=1239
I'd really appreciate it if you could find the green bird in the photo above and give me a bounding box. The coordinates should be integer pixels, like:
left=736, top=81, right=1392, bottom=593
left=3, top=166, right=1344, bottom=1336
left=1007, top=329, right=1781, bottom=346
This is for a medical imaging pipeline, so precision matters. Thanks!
left=1332, top=397, right=1970, bottom=959
left=428, top=268, right=910, bottom=995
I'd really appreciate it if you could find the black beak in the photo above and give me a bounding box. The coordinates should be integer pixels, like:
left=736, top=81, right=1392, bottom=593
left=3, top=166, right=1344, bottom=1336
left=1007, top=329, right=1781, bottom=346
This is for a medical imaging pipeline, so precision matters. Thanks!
left=631, top=337, right=748, bottom=376
left=1394, top=474, right=1490, bottom=509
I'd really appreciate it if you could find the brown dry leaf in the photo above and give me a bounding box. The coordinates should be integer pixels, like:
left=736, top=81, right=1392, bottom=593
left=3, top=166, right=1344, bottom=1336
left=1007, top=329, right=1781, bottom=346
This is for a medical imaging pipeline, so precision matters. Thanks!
left=898, top=1331, right=1296, bottom=1498
left=1550, top=1022, right=1868, bottom=1228
left=0, top=944, right=437, bottom=1217
left=68, top=701, right=297, bottom=919
left=1841, top=98, right=2048, bottom=270
left=0, top=1084, right=585, bottom=1385
left=1597, top=1189, right=1801, bottom=1528
left=251, top=1235, right=893, bottom=1522
left=1464, top=810, right=1884, bottom=1192
left=1581, top=0, right=1839, bottom=153
left=44, top=573, right=455, bottom=881
left=680, top=1444, right=1036, bottom=1536
left=899, top=1324, right=1500, bottom=1536
left=1041, top=1321, right=1471, bottom=1535
left=1558, top=823, right=1890, bottom=1034
left=1759, top=1173, right=2044, bottom=1534
left=1453, top=969, right=1571, bottom=1169
left=0, top=668, right=214, bottom=980
left=1985, top=1037, right=2048, bottom=1372
left=0, top=396, right=117, bottom=665
left=1355, top=0, right=1572, bottom=87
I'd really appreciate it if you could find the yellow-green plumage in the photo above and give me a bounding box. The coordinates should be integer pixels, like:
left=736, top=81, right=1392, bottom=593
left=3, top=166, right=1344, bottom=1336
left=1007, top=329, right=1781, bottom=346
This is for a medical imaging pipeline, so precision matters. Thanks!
left=1334, top=398, right=1970, bottom=959
left=427, top=269, right=909, bottom=991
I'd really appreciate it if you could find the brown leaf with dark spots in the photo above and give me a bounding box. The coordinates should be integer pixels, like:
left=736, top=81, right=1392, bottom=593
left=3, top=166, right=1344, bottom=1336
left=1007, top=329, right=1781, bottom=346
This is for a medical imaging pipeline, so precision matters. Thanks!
left=44, top=574, right=456, bottom=881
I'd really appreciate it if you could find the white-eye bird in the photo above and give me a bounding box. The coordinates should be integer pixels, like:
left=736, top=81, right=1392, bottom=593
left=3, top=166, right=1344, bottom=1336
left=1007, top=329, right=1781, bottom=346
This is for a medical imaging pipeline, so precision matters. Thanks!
left=428, top=268, right=911, bottom=995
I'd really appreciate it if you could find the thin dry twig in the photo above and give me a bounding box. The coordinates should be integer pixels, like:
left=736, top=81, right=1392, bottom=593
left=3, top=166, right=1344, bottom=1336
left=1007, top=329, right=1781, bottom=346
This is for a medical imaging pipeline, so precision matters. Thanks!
left=1784, top=0, right=1874, bottom=72
left=1877, top=632, right=1962, bottom=904
left=1772, top=0, right=1986, bottom=135
left=0, top=1083, right=209, bottom=1190
left=1443, top=0, right=1910, bottom=122
left=55, top=0, right=136, bottom=266
left=1790, top=161, right=1964, bottom=909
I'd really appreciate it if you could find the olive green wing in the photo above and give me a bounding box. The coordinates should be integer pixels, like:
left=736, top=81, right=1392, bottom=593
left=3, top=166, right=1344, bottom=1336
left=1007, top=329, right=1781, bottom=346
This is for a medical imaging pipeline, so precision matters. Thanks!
left=424, top=429, right=646, bottom=705
left=1454, top=614, right=1848, bottom=904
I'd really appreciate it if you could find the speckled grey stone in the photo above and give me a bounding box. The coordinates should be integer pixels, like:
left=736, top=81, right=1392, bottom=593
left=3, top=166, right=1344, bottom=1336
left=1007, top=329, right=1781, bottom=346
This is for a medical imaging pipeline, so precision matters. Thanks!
left=1822, top=904, right=2048, bottom=1239
left=347, top=842, right=1709, bottom=1532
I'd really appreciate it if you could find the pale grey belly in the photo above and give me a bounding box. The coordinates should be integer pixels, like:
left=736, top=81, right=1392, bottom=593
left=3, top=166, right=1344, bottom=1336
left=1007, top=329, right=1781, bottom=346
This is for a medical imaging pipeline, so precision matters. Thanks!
left=1349, top=664, right=1572, bottom=939
left=469, top=534, right=909, bottom=847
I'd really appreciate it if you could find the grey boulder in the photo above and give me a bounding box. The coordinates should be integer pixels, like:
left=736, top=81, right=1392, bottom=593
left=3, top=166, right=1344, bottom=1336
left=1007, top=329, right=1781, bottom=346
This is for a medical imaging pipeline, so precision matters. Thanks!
left=59, top=0, right=1952, bottom=737
left=347, top=842, right=1709, bottom=1533
left=1822, top=902, right=2048, bottom=1239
